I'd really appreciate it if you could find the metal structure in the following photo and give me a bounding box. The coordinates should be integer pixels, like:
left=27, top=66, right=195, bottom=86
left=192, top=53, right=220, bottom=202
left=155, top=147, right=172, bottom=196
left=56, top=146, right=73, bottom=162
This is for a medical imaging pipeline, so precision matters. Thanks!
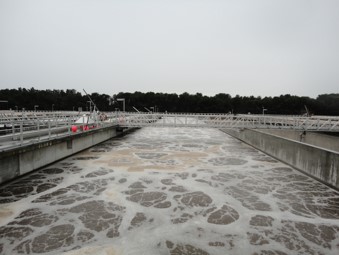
left=2, top=111, right=339, bottom=133
left=0, top=110, right=80, bottom=129
left=1, top=110, right=339, bottom=152
left=0, top=110, right=117, bottom=151
left=116, top=112, right=339, bottom=132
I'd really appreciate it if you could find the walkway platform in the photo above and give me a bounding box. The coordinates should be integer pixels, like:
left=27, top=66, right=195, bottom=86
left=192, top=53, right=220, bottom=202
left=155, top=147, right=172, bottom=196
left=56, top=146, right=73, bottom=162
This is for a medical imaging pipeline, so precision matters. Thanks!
left=118, top=112, right=339, bottom=131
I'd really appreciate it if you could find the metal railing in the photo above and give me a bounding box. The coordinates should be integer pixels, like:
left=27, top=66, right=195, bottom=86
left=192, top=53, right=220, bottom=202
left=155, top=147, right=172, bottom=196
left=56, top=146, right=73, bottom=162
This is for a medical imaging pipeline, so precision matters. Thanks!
left=1, top=110, right=339, bottom=152
left=115, top=112, right=339, bottom=132
left=0, top=111, right=119, bottom=151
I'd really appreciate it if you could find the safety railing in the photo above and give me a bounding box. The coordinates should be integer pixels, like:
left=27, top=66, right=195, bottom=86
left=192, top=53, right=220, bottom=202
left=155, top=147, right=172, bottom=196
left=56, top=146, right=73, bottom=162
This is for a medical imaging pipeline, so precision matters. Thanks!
left=0, top=111, right=120, bottom=151
left=1, top=111, right=339, bottom=151
left=115, top=112, right=339, bottom=131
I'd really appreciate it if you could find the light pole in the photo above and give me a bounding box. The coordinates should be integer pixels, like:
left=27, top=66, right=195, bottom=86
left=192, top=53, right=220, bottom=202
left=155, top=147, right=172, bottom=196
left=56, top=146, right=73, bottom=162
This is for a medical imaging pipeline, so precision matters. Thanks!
left=52, top=104, right=54, bottom=112
left=0, top=100, right=8, bottom=110
left=34, top=105, right=39, bottom=111
left=262, top=107, right=267, bottom=115
left=262, top=107, right=267, bottom=126
left=117, top=98, right=125, bottom=112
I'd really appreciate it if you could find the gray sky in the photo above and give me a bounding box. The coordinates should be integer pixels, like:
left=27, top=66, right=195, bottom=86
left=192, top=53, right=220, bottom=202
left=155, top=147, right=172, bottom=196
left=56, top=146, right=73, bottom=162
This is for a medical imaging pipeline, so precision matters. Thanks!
left=1, top=0, right=339, bottom=98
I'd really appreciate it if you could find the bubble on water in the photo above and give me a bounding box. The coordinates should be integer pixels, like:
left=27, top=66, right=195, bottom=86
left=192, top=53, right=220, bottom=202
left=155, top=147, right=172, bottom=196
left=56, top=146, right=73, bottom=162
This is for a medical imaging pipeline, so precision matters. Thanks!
left=62, top=245, right=121, bottom=255
left=208, top=157, right=247, bottom=166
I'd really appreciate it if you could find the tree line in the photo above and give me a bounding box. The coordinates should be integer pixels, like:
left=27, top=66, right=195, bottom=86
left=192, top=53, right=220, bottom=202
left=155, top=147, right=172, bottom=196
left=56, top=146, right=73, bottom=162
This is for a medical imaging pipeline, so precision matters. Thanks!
left=0, top=88, right=338, bottom=115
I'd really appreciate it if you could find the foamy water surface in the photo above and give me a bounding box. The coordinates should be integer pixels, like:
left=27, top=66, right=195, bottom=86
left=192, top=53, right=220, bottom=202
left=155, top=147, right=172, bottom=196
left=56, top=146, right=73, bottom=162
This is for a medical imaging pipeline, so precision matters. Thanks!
left=0, top=127, right=338, bottom=255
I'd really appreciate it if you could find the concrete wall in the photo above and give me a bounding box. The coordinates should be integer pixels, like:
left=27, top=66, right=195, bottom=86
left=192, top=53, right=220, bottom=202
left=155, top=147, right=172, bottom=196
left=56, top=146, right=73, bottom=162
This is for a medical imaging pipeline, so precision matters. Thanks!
left=0, top=126, right=122, bottom=185
left=260, top=129, right=339, bottom=152
left=223, top=129, right=339, bottom=190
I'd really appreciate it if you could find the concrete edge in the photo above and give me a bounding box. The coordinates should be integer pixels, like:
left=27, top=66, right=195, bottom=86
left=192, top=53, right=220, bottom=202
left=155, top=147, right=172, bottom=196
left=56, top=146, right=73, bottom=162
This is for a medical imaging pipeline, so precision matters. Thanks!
left=0, top=127, right=138, bottom=185
left=221, top=128, right=339, bottom=191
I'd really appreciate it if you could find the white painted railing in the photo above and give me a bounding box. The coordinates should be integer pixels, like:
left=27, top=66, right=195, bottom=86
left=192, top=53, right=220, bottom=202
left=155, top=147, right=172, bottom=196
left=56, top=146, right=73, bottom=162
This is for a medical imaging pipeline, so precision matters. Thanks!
left=1, top=111, right=339, bottom=151
left=115, top=112, right=339, bottom=132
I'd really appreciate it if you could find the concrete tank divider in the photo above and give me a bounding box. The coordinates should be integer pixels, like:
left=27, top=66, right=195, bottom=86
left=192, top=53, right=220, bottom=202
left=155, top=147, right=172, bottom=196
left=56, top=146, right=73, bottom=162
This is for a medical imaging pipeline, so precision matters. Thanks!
left=0, top=126, right=128, bottom=185
left=0, top=154, right=20, bottom=184
left=222, top=128, right=339, bottom=190
left=260, top=129, right=339, bottom=152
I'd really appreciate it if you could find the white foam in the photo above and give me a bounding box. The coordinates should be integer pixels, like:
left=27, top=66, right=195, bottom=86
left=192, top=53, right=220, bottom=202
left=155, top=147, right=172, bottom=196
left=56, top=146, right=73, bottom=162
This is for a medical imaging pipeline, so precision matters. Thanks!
left=62, top=245, right=121, bottom=255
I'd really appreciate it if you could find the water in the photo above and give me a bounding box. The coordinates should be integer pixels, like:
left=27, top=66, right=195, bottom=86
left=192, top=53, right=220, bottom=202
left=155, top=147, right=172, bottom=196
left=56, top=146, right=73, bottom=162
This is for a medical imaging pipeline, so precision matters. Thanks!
left=0, top=127, right=338, bottom=255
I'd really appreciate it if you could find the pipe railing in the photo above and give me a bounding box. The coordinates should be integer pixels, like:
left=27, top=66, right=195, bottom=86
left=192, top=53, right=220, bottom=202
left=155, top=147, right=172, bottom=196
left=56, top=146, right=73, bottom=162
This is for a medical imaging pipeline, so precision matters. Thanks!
left=1, top=111, right=339, bottom=152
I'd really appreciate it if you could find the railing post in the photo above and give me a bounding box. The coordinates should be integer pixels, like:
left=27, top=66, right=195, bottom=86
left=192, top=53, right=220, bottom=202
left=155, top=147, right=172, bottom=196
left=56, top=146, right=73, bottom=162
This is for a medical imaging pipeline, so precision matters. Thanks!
left=12, top=121, right=15, bottom=141
left=48, top=120, right=51, bottom=138
left=20, top=122, right=23, bottom=145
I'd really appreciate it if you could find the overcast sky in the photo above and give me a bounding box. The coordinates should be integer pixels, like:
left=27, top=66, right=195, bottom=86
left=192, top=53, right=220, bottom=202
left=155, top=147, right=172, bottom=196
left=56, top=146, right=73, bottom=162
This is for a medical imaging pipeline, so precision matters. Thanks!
left=1, top=0, right=338, bottom=98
